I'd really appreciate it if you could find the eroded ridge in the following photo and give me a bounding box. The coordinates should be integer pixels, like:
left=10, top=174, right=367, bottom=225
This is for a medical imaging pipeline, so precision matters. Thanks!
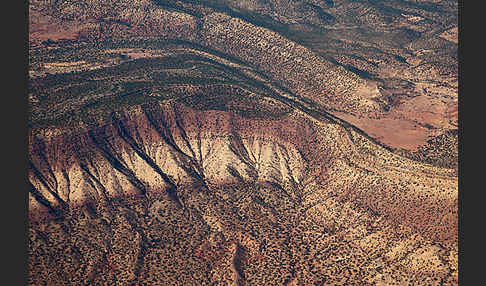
left=30, top=0, right=458, bottom=155
left=29, top=101, right=457, bottom=285
left=28, top=0, right=457, bottom=284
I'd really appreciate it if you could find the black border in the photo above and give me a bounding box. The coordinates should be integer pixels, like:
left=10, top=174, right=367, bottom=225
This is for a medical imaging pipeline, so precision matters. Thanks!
left=9, top=0, right=29, bottom=284
left=457, top=0, right=464, bottom=285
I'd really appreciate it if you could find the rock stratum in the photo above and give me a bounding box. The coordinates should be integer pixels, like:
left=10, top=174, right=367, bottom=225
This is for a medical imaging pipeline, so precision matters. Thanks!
left=28, top=0, right=458, bottom=285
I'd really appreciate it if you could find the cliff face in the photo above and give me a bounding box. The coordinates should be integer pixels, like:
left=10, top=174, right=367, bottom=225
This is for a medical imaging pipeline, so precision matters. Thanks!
left=29, top=102, right=313, bottom=218
left=28, top=0, right=457, bottom=285
left=29, top=100, right=457, bottom=285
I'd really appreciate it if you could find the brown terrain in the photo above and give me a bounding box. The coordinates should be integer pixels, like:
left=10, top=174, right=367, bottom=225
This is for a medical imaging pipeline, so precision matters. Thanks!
left=28, top=0, right=458, bottom=285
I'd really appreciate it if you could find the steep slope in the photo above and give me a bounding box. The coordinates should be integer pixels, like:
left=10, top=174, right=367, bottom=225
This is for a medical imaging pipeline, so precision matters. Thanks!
left=28, top=0, right=458, bottom=285
left=29, top=100, right=457, bottom=285
left=29, top=0, right=458, bottom=155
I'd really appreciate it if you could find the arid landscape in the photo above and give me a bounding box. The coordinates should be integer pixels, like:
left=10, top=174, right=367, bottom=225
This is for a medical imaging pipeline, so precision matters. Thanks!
left=28, top=0, right=458, bottom=285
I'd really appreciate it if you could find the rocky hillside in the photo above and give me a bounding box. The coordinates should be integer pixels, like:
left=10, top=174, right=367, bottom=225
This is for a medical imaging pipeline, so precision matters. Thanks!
left=29, top=100, right=457, bottom=285
left=28, top=0, right=458, bottom=285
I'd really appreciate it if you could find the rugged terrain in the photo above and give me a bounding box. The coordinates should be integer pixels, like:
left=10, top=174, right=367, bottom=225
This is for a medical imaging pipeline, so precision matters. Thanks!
left=28, top=0, right=458, bottom=285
